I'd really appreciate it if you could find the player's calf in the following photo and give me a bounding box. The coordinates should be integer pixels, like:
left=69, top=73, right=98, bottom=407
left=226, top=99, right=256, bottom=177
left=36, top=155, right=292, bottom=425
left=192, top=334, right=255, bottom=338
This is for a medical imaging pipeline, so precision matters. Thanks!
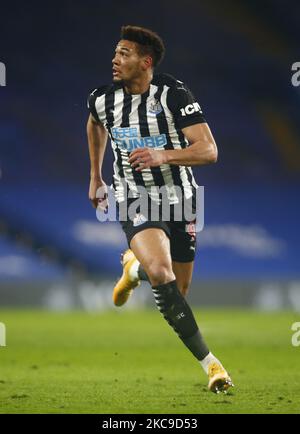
left=152, top=280, right=209, bottom=359
left=176, top=282, right=190, bottom=297
left=151, top=279, right=234, bottom=394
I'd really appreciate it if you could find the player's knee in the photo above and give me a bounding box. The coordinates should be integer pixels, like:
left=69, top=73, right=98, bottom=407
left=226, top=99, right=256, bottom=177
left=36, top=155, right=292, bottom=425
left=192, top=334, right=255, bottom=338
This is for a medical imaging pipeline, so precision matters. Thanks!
left=147, top=262, right=175, bottom=287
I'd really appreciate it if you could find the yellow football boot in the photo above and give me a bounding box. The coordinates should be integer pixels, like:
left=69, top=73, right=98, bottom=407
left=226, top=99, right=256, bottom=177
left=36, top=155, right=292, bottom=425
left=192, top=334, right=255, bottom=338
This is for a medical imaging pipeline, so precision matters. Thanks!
left=112, top=249, right=140, bottom=306
left=208, top=362, right=234, bottom=394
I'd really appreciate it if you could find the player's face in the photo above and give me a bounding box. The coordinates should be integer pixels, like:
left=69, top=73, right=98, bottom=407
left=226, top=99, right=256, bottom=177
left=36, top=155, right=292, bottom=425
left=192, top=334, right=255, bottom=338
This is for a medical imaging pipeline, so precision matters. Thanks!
left=112, top=40, right=146, bottom=82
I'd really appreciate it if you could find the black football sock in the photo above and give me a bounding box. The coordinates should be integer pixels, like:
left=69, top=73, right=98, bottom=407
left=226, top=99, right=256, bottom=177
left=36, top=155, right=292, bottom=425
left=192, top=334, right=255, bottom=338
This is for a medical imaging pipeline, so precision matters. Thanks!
left=137, top=264, right=150, bottom=282
left=152, top=280, right=209, bottom=361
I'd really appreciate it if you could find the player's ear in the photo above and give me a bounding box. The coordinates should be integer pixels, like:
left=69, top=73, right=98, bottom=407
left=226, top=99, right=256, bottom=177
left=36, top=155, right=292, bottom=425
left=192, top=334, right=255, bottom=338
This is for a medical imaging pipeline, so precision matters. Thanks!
left=142, top=55, right=153, bottom=71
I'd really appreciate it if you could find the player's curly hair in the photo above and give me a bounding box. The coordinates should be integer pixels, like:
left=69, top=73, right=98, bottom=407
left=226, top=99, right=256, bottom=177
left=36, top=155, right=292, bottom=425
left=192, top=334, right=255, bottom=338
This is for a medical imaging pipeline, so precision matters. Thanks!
left=120, top=25, right=165, bottom=68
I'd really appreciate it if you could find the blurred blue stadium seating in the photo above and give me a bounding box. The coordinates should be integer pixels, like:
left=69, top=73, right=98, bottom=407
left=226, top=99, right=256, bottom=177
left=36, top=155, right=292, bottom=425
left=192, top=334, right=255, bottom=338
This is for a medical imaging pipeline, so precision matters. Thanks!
left=1, top=0, right=299, bottom=285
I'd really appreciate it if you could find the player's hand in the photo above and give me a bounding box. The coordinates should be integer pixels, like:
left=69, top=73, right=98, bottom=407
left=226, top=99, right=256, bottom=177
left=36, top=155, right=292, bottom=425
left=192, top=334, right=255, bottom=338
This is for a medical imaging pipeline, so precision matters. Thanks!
left=89, top=178, right=108, bottom=210
left=129, top=148, right=167, bottom=171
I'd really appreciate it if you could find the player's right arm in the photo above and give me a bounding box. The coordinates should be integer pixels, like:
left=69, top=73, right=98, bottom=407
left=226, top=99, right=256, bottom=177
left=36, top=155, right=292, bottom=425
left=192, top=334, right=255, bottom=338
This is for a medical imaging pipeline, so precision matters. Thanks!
left=86, top=113, right=108, bottom=208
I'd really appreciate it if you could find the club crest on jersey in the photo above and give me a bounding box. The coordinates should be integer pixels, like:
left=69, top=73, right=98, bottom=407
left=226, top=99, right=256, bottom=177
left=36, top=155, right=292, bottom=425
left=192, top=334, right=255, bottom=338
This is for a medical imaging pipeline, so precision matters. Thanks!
left=148, top=99, right=163, bottom=116
left=133, top=213, right=148, bottom=227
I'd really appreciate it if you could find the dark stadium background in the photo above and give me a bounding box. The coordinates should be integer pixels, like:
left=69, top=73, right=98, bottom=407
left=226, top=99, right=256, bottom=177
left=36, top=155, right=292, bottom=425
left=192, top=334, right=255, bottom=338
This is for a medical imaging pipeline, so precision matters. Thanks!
left=1, top=0, right=300, bottom=310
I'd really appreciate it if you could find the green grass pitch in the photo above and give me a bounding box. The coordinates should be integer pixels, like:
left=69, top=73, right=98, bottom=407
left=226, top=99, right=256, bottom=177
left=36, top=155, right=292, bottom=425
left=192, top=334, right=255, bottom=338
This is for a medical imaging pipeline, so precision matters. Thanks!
left=0, top=308, right=299, bottom=414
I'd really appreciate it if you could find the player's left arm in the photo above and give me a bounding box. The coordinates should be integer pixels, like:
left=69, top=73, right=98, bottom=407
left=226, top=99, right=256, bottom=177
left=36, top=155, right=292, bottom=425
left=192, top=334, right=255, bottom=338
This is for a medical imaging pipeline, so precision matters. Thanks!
left=129, top=82, right=217, bottom=170
left=164, top=122, right=218, bottom=166
left=129, top=123, right=217, bottom=169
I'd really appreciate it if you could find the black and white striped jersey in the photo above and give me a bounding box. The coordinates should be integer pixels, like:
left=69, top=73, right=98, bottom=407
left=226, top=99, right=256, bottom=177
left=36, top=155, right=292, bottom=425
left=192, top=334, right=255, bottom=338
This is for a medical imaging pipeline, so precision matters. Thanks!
left=88, top=73, right=206, bottom=203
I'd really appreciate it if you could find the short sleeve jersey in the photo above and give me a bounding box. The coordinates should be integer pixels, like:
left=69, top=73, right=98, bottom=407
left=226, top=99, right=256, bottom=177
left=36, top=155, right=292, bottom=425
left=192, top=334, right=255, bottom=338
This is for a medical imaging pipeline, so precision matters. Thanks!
left=88, top=73, right=206, bottom=203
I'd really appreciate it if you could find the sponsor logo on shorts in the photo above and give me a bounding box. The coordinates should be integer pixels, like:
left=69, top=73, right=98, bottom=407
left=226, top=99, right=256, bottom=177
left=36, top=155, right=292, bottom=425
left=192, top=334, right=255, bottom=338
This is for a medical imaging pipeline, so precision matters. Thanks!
left=186, top=220, right=196, bottom=239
